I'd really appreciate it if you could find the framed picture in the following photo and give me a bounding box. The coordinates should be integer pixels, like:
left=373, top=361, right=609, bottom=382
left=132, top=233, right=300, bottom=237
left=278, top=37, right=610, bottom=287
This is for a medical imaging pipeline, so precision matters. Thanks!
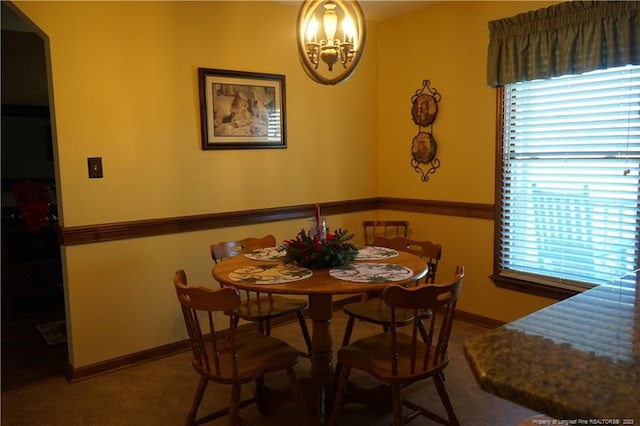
left=198, top=68, right=286, bottom=150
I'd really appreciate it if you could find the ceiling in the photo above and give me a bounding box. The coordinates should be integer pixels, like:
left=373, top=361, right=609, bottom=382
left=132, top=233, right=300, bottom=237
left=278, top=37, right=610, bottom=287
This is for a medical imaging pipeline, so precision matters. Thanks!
left=1, top=1, right=439, bottom=38
left=358, top=1, right=435, bottom=21
left=283, top=1, right=436, bottom=22
left=2, top=2, right=437, bottom=33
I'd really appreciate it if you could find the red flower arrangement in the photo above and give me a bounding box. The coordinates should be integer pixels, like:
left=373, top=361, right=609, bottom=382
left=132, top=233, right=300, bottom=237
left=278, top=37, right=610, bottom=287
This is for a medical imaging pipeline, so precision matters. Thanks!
left=12, top=181, right=51, bottom=232
left=282, top=228, right=358, bottom=269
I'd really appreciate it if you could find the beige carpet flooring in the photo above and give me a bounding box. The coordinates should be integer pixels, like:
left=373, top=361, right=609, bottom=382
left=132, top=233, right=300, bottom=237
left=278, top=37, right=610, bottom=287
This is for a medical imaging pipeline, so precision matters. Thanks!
left=1, top=310, right=539, bottom=425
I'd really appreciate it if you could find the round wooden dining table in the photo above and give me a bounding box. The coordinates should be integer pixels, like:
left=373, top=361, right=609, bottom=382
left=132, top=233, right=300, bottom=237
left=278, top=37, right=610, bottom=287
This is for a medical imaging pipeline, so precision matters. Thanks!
left=212, top=248, right=428, bottom=425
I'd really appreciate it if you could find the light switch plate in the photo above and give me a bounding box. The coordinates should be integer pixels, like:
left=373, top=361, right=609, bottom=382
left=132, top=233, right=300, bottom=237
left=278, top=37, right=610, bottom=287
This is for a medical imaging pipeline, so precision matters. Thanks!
left=88, top=157, right=103, bottom=178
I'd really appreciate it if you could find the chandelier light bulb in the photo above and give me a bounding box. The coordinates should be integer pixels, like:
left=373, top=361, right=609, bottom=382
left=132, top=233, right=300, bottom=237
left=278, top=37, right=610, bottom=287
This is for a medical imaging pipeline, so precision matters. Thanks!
left=322, top=2, right=338, bottom=42
left=306, top=15, right=318, bottom=42
left=342, top=14, right=355, bottom=45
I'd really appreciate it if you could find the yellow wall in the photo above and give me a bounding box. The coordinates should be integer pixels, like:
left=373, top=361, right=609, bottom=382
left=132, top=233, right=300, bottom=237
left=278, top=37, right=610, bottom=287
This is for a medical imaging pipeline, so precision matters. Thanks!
left=14, top=0, right=558, bottom=369
left=374, top=0, right=559, bottom=331
left=18, top=1, right=379, bottom=225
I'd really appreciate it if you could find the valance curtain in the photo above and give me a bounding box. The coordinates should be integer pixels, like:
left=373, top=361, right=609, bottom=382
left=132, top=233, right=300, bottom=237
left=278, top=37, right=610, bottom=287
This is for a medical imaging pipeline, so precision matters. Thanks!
left=487, top=1, right=640, bottom=87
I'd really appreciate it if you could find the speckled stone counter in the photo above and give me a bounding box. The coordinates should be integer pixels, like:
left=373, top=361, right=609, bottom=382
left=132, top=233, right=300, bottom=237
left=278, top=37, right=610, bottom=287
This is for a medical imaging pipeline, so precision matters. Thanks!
left=464, top=283, right=639, bottom=421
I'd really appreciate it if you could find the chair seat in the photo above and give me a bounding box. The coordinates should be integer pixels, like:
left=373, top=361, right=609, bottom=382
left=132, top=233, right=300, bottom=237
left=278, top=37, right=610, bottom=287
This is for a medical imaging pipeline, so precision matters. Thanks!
left=195, top=332, right=300, bottom=384
left=342, top=298, right=415, bottom=326
left=238, top=296, right=307, bottom=321
left=338, top=332, right=449, bottom=384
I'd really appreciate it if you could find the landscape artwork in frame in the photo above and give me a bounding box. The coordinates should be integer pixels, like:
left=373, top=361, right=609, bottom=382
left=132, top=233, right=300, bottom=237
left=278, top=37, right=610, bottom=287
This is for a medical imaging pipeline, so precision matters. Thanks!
left=198, top=68, right=286, bottom=149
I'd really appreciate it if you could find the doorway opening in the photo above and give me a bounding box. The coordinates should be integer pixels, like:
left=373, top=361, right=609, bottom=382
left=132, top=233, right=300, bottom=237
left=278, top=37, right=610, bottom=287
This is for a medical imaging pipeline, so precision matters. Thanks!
left=1, top=2, right=67, bottom=390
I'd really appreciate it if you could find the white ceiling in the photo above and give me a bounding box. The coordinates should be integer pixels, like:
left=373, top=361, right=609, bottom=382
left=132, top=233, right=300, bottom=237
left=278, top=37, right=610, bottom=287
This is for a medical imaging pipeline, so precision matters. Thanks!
left=1, top=1, right=437, bottom=33
left=283, top=1, right=436, bottom=22
left=359, top=1, right=435, bottom=21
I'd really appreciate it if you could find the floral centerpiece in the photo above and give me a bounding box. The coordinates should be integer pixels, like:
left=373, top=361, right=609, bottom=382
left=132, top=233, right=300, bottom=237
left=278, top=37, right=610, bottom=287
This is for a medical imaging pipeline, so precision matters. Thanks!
left=282, top=204, right=357, bottom=269
left=282, top=228, right=358, bottom=269
left=12, top=180, right=51, bottom=232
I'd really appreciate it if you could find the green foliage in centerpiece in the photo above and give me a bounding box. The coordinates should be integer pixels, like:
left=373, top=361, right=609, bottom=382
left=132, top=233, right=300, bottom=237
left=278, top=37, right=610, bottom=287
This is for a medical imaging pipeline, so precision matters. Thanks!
left=283, top=229, right=358, bottom=269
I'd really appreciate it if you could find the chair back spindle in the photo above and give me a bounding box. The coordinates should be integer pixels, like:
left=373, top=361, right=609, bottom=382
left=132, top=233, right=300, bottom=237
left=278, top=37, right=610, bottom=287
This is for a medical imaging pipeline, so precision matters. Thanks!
left=174, top=270, right=242, bottom=378
left=362, top=220, right=409, bottom=246
left=383, top=265, right=464, bottom=376
left=212, top=235, right=277, bottom=265
left=373, top=236, right=442, bottom=284
left=211, top=235, right=277, bottom=301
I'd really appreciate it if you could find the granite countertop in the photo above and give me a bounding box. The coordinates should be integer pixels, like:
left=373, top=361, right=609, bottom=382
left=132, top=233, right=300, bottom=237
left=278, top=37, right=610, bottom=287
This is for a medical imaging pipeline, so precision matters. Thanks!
left=464, top=282, right=639, bottom=421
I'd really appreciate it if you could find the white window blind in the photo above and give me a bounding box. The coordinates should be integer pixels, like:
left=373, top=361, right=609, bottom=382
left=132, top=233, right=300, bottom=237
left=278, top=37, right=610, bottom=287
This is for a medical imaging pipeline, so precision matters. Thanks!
left=499, top=65, right=640, bottom=291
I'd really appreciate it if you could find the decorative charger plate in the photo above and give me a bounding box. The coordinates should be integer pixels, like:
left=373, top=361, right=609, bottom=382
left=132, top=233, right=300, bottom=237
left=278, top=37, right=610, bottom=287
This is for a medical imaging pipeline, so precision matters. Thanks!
left=244, top=247, right=286, bottom=261
left=329, top=263, right=413, bottom=283
left=228, top=264, right=312, bottom=284
left=355, top=246, right=399, bottom=260
left=411, top=131, right=437, bottom=164
left=411, top=93, right=438, bottom=127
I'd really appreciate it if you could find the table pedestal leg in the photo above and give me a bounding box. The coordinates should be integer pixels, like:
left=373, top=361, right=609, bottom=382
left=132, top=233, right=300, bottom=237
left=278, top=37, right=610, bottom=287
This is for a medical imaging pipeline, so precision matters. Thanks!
left=308, top=293, right=333, bottom=425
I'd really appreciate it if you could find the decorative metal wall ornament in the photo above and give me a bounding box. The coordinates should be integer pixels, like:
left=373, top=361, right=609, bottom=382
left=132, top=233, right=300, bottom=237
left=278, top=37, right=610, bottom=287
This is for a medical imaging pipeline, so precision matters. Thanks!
left=410, top=80, right=441, bottom=181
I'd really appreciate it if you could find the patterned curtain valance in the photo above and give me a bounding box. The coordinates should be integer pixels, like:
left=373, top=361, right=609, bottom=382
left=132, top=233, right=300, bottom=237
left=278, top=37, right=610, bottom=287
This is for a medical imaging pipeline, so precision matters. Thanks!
left=487, top=1, right=640, bottom=87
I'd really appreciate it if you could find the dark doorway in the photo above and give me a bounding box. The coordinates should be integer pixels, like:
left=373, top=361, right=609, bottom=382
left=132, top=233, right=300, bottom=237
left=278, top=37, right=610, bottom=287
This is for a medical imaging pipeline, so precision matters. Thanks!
left=1, top=2, right=67, bottom=390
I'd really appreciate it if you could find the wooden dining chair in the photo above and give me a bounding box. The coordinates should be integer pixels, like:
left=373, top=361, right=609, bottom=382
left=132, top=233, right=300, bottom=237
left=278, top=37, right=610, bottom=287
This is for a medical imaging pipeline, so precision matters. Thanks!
left=357, top=222, right=410, bottom=312
left=340, top=236, right=443, bottom=347
left=362, top=220, right=409, bottom=246
left=210, top=234, right=312, bottom=355
left=329, top=266, right=465, bottom=426
left=173, top=270, right=310, bottom=426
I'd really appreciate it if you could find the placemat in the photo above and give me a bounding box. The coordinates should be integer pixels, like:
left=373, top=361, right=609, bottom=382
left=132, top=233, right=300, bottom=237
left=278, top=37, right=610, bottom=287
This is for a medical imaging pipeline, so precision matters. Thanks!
left=355, top=246, right=399, bottom=260
left=228, top=264, right=311, bottom=284
left=329, top=263, right=413, bottom=283
left=244, top=247, right=286, bottom=261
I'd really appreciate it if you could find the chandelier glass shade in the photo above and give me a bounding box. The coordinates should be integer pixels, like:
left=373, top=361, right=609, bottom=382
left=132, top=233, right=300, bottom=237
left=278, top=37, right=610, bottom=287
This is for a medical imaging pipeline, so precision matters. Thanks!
left=296, top=0, right=366, bottom=85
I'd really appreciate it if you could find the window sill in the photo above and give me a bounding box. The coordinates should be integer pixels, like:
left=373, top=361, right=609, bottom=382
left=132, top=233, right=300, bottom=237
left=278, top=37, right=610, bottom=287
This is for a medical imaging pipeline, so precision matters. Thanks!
left=489, top=274, right=579, bottom=300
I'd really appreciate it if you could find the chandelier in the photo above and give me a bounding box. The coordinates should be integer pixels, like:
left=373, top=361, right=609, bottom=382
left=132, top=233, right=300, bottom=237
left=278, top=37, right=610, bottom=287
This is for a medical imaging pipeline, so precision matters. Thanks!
left=296, top=0, right=366, bottom=85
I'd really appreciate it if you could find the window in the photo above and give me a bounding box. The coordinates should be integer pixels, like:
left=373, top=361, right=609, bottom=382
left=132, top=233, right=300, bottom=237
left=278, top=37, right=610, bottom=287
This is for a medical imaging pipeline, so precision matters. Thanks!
left=494, top=65, right=640, bottom=295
